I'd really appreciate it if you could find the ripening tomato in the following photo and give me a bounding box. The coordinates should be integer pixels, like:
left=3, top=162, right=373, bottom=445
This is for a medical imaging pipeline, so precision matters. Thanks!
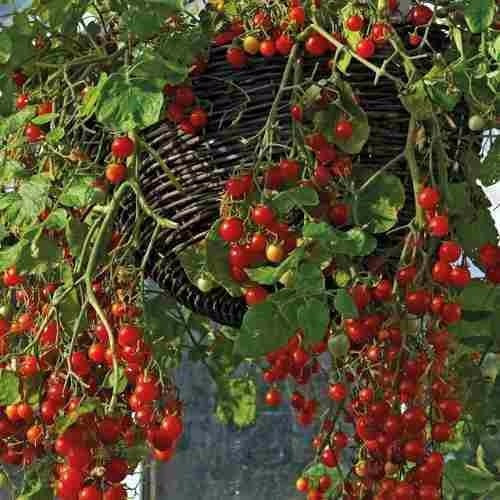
left=276, top=34, right=295, bottom=56
left=25, top=123, right=43, bottom=142
left=105, top=163, right=127, bottom=184
left=346, top=15, right=364, bottom=32
left=305, top=34, right=329, bottom=56
left=356, top=38, right=376, bottom=58
left=260, top=39, right=276, bottom=58
left=219, top=217, right=244, bottom=242
left=189, top=108, right=208, bottom=129
left=243, top=36, right=260, bottom=55
left=111, top=136, right=134, bottom=157
left=226, top=47, right=247, bottom=68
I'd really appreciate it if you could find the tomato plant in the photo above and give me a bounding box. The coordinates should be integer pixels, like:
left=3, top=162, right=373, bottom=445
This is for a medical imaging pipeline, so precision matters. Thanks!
left=0, top=0, right=499, bottom=499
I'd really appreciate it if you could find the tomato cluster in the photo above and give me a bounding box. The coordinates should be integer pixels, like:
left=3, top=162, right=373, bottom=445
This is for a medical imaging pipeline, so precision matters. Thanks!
left=0, top=264, right=182, bottom=500
left=164, top=82, right=209, bottom=135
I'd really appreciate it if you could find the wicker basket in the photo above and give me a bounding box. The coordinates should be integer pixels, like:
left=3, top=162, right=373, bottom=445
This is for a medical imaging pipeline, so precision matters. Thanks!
left=120, top=27, right=460, bottom=327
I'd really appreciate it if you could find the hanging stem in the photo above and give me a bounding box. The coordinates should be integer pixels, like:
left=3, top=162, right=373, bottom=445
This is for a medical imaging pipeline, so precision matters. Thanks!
left=310, top=22, right=404, bottom=87
left=405, top=116, right=424, bottom=228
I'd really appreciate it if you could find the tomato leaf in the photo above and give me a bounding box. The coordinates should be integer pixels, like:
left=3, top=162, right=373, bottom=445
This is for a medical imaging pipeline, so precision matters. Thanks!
left=0, top=31, right=12, bottom=65
left=205, top=239, right=242, bottom=297
left=245, top=247, right=305, bottom=286
left=271, top=186, right=319, bottom=215
left=294, top=261, right=325, bottom=291
left=0, top=371, right=20, bottom=406
left=215, top=377, right=257, bottom=428
left=299, top=297, right=330, bottom=345
left=455, top=207, right=498, bottom=260
left=65, top=218, right=89, bottom=258
left=0, top=105, right=36, bottom=140
left=59, top=176, right=105, bottom=208
left=54, top=399, right=99, bottom=435
left=464, top=0, right=496, bottom=34
left=143, top=292, right=187, bottom=343
left=480, top=136, right=500, bottom=186
left=459, top=280, right=500, bottom=312
left=96, top=75, right=164, bottom=132
left=354, top=173, right=405, bottom=233
left=334, top=289, right=359, bottom=318
left=103, top=365, right=129, bottom=394
left=236, top=289, right=303, bottom=357
left=303, top=222, right=377, bottom=257
left=400, top=80, right=434, bottom=120
left=17, top=174, right=50, bottom=225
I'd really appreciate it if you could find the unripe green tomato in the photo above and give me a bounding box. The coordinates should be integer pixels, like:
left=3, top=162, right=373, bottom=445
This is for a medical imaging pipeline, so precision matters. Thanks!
left=328, top=334, right=350, bottom=359
left=0, top=305, right=12, bottom=319
left=335, top=270, right=351, bottom=287
left=468, top=115, right=486, bottom=131
left=196, top=276, right=214, bottom=293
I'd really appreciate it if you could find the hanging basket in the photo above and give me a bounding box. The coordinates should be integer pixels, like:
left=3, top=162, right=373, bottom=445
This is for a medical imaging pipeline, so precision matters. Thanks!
left=120, top=26, right=461, bottom=327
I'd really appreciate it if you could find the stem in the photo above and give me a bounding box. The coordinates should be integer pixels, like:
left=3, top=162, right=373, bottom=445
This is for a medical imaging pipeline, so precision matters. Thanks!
left=83, top=182, right=130, bottom=412
left=257, top=43, right=300, bottom=161
left=405, top=116, right=424, bottom=228
left=127, top=179, right=179, bottom=229
left=311, top=23, right=404, bottom=87
left=138, top=137, right=183, bottom=192
left=358, top=151, right=406, bottom=192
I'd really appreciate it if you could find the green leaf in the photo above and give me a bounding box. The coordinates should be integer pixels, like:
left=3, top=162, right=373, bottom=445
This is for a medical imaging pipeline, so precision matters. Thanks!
left=46, top=127, right=65, bottom=144
left=103, top=365, right=128, bottom=394
left=245, top=247, right=305, bottom=286
left=0, top=31, right=12, bottom=64
left=95, top=75, right=164, bottom=132
left=17, top=174, right=50, bottom=224
left=0, top=371, right=20, bottom=405
left=0, top=72, right=15, bottom=116
left=17, top=476, right=54, bottom=500
left=480, top=137, right=500, bottom=186
left=335, top=289, right=359, bottom=318
left=59, top=176, right=105, bottom=208
left=423, top=64, right=462, bottom=112
left=464, top=0, right=496, bottom=34
left=30, top=113, right=58, bottom=125
left=80, top=73, right=108, bottom=118
left=45, top=208, right=68, bottom=230
left=455, top=207, right=498, bottom=259
left=236, top=289, right=302, bottom=358
left=65, top=218, right=89, bottom=258
left=355, top=174, right=405, bottom=233
left=122, top=442, right=150, bottom=468
left=215, top=377, right=257, bottom=428
left=178, top=244, right=215, bottom=292
left=299, top=298, right=329, bottom=345
left=460, top=280, right=500, bottom=312
left=445, top=459, right=498, bottom=494
left=271, top=186, right=319, bottom=215
left=313, top=80, right=370, bottom=154
left=59, top=288, right=87, bottom=335
left=54, top=399, right=99, bottom=435
left=0, top=105, right=36, bottom=140
left=400, top=80, right=434, bottom=120
left=143, top=293, right=186, bottom=343
left=303, top=222, right=377, bottom=257
left=294, top=261, right=325, bottom=291
left=0, top=158, right=27, bottom=183
left=206, top=239, right=242, bottom=297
